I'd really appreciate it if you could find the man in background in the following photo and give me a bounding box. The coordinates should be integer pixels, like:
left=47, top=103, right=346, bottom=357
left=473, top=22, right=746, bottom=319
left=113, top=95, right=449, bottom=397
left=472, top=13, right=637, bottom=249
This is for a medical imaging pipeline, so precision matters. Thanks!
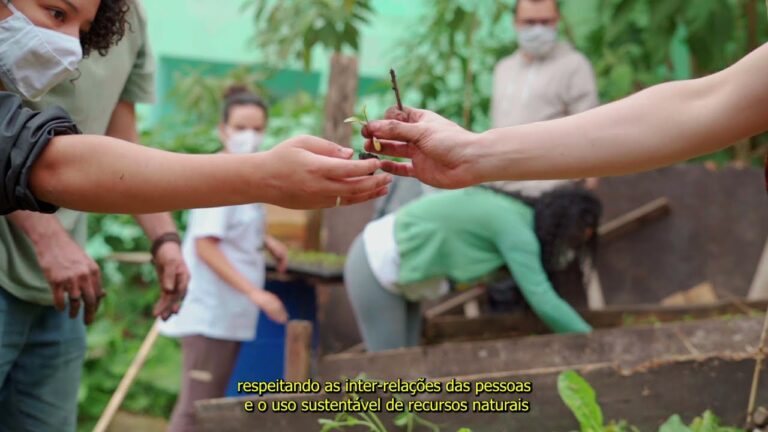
left=490, top=0, right=600, bottom=195
left=0, top=2, right=189, bottom=431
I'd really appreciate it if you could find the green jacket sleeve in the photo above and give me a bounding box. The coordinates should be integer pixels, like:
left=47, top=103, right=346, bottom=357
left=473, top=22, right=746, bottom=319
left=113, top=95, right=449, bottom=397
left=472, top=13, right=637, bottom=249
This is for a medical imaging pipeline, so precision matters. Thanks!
left=496, top=224, right=592, bottom=333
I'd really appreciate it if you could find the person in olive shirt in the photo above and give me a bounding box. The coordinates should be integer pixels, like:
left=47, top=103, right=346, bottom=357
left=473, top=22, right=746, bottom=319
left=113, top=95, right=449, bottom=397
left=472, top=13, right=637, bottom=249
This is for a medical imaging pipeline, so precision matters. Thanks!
left=344, top=187, right=600, bottom=352
left=0, top=2, right=190, bottom=431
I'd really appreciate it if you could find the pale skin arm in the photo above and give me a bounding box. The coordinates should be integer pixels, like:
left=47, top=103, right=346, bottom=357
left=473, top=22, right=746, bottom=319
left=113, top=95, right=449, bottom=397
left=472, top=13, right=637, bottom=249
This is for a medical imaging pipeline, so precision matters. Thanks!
left=195, top=237, right=288, bottom=324
left=28, top=134, right=391, bottom=213
left=264, top=234, right=288, bottom=274
left=105, top=101, right=189, bottom=320
left=365, top=43, right=768, bottom=188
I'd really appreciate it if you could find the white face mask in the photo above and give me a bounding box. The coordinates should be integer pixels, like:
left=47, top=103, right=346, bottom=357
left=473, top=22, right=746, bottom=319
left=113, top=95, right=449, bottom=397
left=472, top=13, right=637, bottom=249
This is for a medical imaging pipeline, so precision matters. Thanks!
left=0, top=2, right=83, bottom=101
left=517, top=24, right=558, bottom=58
left=226, top=130, right=264, bottom=154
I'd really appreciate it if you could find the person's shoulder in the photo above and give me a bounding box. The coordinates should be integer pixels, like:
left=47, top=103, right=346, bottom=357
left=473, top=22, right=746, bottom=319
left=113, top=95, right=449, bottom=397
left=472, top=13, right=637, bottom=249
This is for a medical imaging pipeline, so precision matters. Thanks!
left=556, top=42, right=594, bottom=70
left=117, top=0, right=149, bottom=43
left=128, top=0, right=149, bottom=29
left=493, top=52, right=521, bottom=74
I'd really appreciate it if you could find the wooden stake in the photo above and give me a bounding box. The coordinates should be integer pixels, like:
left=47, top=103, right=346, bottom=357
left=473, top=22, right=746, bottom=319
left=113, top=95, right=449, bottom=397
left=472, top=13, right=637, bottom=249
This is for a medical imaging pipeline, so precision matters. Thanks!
left=93, top=320, right=161, bottom=432
left=747, top=305, right=768, bottom=426
left=284, top=320, right=313, bottom=381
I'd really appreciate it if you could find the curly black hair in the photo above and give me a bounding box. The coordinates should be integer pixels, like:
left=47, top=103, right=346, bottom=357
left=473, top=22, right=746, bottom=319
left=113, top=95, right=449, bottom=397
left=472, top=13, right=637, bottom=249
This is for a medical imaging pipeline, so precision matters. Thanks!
left=79, top=0, right=131, bottom=57
left=531, top=187, right=602, bottom=275
left=480, top=185, right=602, bottom=274
left=480, top=186, right=601, bottom=313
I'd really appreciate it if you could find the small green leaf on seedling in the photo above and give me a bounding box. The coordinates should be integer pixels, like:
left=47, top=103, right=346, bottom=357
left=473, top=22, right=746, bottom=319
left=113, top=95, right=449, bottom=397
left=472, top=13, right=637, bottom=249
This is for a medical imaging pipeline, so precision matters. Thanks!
left=344, top=116, right=362, bottom=124
left=361, top=105, right=370, bottom=122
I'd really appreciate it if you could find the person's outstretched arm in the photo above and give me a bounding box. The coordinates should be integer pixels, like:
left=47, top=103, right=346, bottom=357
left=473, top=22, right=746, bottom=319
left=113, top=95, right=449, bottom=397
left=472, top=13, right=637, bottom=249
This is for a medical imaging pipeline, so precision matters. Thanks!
left=364, top=43, right=768, bottom=189
left=497, top=224, right=591, bottom=334
left=0, top=92, right=389, bottom=214
left=28, top=134, right=389, bottom=213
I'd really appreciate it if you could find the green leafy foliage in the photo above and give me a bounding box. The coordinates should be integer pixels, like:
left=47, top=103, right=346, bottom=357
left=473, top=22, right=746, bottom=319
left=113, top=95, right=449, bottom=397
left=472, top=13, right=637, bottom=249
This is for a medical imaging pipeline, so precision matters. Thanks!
left=344, top=104, right=382, bottom=151
left=391, top=0, right=516, bottom=131
left=557, top=371, right=745, bottom=432
left=558, top=370, right=605, bottom=432
left=76, top=262, right=181, bottom=431
left=390, top=0, right=768, bottom=162
left=245, top=0, right=374, bottom=69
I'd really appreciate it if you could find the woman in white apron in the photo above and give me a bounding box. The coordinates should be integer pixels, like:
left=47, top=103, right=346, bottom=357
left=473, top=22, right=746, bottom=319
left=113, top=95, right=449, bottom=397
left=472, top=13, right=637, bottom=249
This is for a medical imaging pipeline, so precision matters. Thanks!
left=160, top=86, right=289, bottom=432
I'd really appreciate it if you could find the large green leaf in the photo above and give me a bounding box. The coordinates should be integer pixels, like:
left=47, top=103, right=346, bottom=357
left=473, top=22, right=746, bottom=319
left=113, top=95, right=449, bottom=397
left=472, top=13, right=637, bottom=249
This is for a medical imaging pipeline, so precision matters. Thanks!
left=557, top=371, right=605, bottom=432
left=659, top=415, right=692, bottom=432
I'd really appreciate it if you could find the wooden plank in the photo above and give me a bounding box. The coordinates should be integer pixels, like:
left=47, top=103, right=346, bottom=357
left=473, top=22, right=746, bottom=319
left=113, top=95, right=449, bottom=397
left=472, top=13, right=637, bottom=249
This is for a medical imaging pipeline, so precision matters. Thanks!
left=284, top=321, right=313, bottom=381
left=424, top=299, right=768, bottom=345
left=424, top=286, right=485, bottom=320
left=318, top=316, right=763, bottom=382
left=598, top=197, right=670, bottom=242
left=749, top=237, right=768, bottom=300
left=105, top=252, right=151, bottom=265
left=463, top=299, right=481, bottom=318
left=196, top=348, right=768, bottom=432
left=582, top=256, right=606, bottom=310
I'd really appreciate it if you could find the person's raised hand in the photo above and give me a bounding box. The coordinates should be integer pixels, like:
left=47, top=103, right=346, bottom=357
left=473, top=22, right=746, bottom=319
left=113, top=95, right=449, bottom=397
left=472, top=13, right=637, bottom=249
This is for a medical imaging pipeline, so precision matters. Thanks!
left=362, top=107, right=483, bottom=189
left=259, top=135, right=392, bottom=209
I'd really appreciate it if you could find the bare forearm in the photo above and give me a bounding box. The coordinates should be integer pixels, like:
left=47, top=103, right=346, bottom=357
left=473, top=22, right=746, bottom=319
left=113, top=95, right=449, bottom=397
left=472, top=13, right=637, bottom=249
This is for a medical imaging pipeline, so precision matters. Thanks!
left=29, top=134, right=264, bottom=214
left=196, top=239, right=257, bottom=295
left=474, top=44, right=768, bottom=181
left=106, top=102, right=179, bottom=238
left=6, top=211, right=68, bottom=246
left=134, top=213, right=177, bottom=240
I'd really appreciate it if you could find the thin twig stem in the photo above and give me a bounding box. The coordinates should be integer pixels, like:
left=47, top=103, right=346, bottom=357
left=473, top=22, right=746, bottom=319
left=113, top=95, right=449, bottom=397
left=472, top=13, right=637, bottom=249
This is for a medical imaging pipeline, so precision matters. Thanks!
left=390, top=68, right=404, bottom=111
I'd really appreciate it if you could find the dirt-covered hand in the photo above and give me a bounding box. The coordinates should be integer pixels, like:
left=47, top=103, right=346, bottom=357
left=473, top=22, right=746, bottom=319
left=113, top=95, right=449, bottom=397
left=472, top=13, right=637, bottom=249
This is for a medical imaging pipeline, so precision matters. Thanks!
left=35, top=232, right=104, bottom=324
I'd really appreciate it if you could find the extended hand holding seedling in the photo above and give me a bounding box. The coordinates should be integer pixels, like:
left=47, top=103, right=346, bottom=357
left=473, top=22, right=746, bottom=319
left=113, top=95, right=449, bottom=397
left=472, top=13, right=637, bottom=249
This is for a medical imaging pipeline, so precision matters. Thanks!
left=354, top=68, right=488, bottom=189
left=362, top=43, right=768, bottom=192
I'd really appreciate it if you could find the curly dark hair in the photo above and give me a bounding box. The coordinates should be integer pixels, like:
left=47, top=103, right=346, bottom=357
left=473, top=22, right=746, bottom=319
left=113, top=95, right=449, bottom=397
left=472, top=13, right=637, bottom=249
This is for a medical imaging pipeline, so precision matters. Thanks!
left=79, top=0, right=131, bottom=57
left=481, top=185, right=602, bottom=274
left=531, top=187, right=602, bottom=275
left=480, top=186, right=601, bottom=313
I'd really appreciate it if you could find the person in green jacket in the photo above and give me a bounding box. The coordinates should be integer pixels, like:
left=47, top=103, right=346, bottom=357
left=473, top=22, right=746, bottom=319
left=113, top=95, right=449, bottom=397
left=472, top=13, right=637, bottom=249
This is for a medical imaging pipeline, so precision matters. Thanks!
left=344, top=186, right=600, bottom=352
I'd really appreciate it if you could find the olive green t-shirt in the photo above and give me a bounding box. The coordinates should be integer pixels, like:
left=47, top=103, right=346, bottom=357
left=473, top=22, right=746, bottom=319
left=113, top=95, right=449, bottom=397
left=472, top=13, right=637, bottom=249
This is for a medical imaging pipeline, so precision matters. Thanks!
left=0, top=1, right=155, bottom=305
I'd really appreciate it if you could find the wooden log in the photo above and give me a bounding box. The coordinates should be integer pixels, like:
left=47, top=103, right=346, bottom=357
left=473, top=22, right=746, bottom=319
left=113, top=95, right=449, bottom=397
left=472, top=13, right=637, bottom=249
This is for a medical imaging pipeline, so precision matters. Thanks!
left=284, top=320, right=313, bottom=382
left=598, top=197, right=670, bottom=242
left=423, top=299, right=768, bottom=345
left=318, top=316, right=763, bottom=382
left=196, top=328, right=768, bottom=432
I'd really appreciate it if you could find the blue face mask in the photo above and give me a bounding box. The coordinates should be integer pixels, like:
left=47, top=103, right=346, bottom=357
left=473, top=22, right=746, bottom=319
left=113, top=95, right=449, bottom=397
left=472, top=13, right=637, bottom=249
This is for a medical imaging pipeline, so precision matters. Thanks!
left=0, top=1, right=83, bottom=101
